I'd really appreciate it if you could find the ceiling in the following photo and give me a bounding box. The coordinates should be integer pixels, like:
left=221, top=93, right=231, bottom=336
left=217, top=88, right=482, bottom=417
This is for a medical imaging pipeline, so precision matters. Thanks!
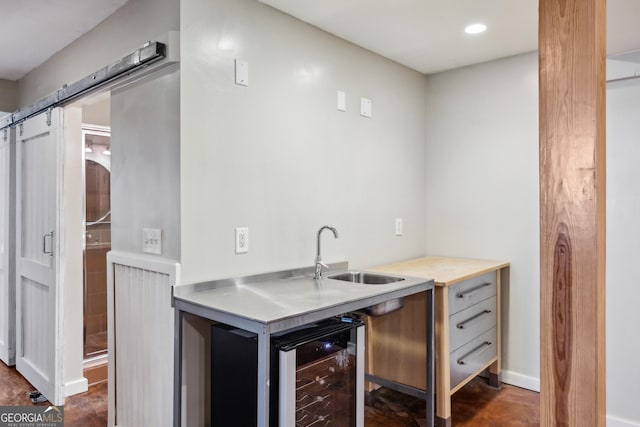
left=0, top=0, right=127, bottom=81
left=260, top=0, right=640, bottom=74
left=260, top=0, right=538, bottom=74
left=1, top=0, right=640, bottom=82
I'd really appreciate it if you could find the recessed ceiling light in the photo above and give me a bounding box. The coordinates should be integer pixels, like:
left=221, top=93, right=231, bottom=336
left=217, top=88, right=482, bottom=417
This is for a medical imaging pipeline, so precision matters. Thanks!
left=465, top=23, right=487, bottom=35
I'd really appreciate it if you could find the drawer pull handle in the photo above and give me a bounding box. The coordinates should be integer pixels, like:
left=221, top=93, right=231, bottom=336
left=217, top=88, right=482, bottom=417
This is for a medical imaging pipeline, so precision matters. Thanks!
left=456, top=282, right=492, bottom=299
left=457, top=341, right=492, bottom=365
left=456, top=310, right=492, bottom=329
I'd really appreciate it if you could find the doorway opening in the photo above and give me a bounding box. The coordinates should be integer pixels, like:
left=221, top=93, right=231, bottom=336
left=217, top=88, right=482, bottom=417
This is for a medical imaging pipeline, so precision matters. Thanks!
left=76, top=93, right=111, bottom=384
left=83, top=124, right=110, bottom=360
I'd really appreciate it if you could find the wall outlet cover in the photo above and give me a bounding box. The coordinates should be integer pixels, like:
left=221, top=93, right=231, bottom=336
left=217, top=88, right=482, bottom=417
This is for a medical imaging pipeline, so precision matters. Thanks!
left=235, top=227, right=249, bottom=254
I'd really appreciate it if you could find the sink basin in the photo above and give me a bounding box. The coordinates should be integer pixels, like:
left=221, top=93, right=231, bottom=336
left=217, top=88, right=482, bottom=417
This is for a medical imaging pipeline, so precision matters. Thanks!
left=327, top=272, right=405, bottom=285
left=355, top=298, right=405, bottom=317
left=327, top=271, right=406, bottom=316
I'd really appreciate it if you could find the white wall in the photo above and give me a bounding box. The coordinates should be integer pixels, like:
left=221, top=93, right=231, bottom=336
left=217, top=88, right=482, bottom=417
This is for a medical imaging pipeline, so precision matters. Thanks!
left=82, top=97, right=111, bottom=127
left=424, top=53, right=541, bottom=387
left=12, top=0, right=180, bottom=402
left=111, top=66, right=181, bottom=260
left=0, top=80, right=17, bottom=112
left=180, top=0, right=428, bottom=284
left=17, top=0, right=179, bottom=107
left=606, top=79, right=640, bottom=425
left=425, top=51, right=640, bottom=426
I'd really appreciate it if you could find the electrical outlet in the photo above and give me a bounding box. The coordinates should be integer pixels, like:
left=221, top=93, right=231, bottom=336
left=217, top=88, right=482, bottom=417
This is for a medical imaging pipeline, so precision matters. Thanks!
left=143, top=228, right=162, bottom=254
left=395, top=218, right=403, bottom=236
left=235, top=227, right=249, bottom=254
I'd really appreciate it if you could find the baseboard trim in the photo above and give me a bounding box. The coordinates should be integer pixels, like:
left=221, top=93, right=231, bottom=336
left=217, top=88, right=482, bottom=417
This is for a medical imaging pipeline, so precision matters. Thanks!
left=64, top=377, right=88, bottom=397
left=607, top=415, right=640, bottom=427
left=501, top=370, right=540, bottom=392
left=83, top=360, right=108, bottom=386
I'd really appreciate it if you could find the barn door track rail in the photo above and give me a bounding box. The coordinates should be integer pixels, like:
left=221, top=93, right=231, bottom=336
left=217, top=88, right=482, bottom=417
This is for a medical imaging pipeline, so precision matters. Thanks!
left=0, top=41, right=166, bottom=130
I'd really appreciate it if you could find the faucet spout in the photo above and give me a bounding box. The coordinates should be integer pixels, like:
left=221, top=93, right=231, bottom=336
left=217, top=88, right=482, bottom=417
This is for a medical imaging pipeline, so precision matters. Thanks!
left=315, top=225, right=339, bottom=279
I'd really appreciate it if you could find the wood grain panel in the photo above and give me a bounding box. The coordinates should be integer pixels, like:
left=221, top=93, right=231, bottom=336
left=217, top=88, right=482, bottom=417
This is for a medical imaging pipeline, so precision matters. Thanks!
left=488, top=271, right=501, bottom=386
left=434, top=286, right=451, bottom=420
left=366, top=292, right=428, bottom=390
left=371, top=256, right=508, bottom=287
left=539, top=0, right=606, bottom=425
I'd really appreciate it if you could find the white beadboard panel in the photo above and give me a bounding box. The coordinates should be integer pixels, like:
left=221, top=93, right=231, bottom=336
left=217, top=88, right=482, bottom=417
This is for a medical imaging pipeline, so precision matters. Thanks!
left=0, top=274, right=5, bottom=358
left=107, top=251, right=179, bottom=427
left=19, top=277, right=53, bottom=390
left=21, top=130, right=55, bottom=267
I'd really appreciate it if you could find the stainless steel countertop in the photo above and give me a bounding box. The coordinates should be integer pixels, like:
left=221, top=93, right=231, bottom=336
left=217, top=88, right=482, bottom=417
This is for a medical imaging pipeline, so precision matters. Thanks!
left=173, top=262, right=434, bottom=333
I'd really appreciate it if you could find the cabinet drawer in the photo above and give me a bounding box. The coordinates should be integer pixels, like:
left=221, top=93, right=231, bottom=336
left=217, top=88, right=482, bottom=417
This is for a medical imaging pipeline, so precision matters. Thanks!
left=449, top=296, right=496, bottom=352
left=450, top=328, right=497, bottom=390
left=448, top=271, right=497, bottom=315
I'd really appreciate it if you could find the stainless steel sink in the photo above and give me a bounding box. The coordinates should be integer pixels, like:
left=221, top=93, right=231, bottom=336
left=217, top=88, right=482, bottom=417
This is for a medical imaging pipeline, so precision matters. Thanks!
left=327, top=271, right=406, bottom=316
left=327, top=271, right=405, bottom=285
left=355, top=298, right=405, bottom=317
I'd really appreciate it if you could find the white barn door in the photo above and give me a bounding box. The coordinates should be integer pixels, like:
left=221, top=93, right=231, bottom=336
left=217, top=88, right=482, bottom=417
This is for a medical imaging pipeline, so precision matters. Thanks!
left=16, top=108, right=64, bottom=405
left=0, top=121, right=16, bottom=366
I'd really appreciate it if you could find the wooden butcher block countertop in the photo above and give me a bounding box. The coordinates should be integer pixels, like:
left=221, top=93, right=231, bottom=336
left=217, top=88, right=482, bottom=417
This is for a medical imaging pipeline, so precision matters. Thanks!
left=370, top=256, right=509, bottom=287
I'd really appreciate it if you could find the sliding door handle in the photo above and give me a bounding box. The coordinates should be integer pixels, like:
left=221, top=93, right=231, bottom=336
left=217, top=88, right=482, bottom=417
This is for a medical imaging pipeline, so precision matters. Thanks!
left=42, top=231, right=54, bottom=256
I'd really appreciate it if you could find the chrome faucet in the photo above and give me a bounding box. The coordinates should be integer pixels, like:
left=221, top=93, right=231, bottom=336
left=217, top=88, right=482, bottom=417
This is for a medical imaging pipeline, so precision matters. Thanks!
left=315, top=225, right=339, bottom=279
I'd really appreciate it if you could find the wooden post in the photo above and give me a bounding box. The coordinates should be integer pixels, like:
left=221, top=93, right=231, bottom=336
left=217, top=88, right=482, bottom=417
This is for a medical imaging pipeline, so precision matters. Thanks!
left=539, top=0, right=606, bottom=426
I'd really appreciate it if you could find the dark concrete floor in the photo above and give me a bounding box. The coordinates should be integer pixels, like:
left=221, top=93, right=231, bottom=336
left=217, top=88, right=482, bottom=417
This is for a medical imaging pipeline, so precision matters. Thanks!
left=1, top=360, right=539, bottom=426
left=366, top=379, right=540, bottom=426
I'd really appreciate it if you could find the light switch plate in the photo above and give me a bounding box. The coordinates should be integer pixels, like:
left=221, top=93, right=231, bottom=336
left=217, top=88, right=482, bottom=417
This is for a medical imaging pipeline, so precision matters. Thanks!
left=360, top=97, right=372, bottom=118
left=395, top=218, right=403, bottom=236
left=235, top=59, right=249, bottom=86
left=337, top=90, right=346, bottom=111
left=143, top=228, right=162, bottom=255
left=235, top=227, right=249, bottom=254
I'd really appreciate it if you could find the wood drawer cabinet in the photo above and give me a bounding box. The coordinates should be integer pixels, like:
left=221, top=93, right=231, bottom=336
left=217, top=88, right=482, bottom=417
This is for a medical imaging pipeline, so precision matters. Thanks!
left=448, top=295, right=496, bottom=355
left=367, top=256, right=508, bottom=427
left=448, top=271, right=497, bottom=314
left=450, top=327, right=497, bottom=389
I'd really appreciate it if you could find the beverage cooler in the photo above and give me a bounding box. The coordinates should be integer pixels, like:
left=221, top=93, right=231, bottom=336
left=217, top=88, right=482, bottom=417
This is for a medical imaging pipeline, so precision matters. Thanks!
left=211, top=317, right=365, bottom=427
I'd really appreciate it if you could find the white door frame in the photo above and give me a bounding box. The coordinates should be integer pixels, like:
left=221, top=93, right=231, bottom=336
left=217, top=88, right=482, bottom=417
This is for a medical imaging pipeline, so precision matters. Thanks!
left=15, top=108, right=65, bottom=405
left=0, top=119, right=16, bottom=366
